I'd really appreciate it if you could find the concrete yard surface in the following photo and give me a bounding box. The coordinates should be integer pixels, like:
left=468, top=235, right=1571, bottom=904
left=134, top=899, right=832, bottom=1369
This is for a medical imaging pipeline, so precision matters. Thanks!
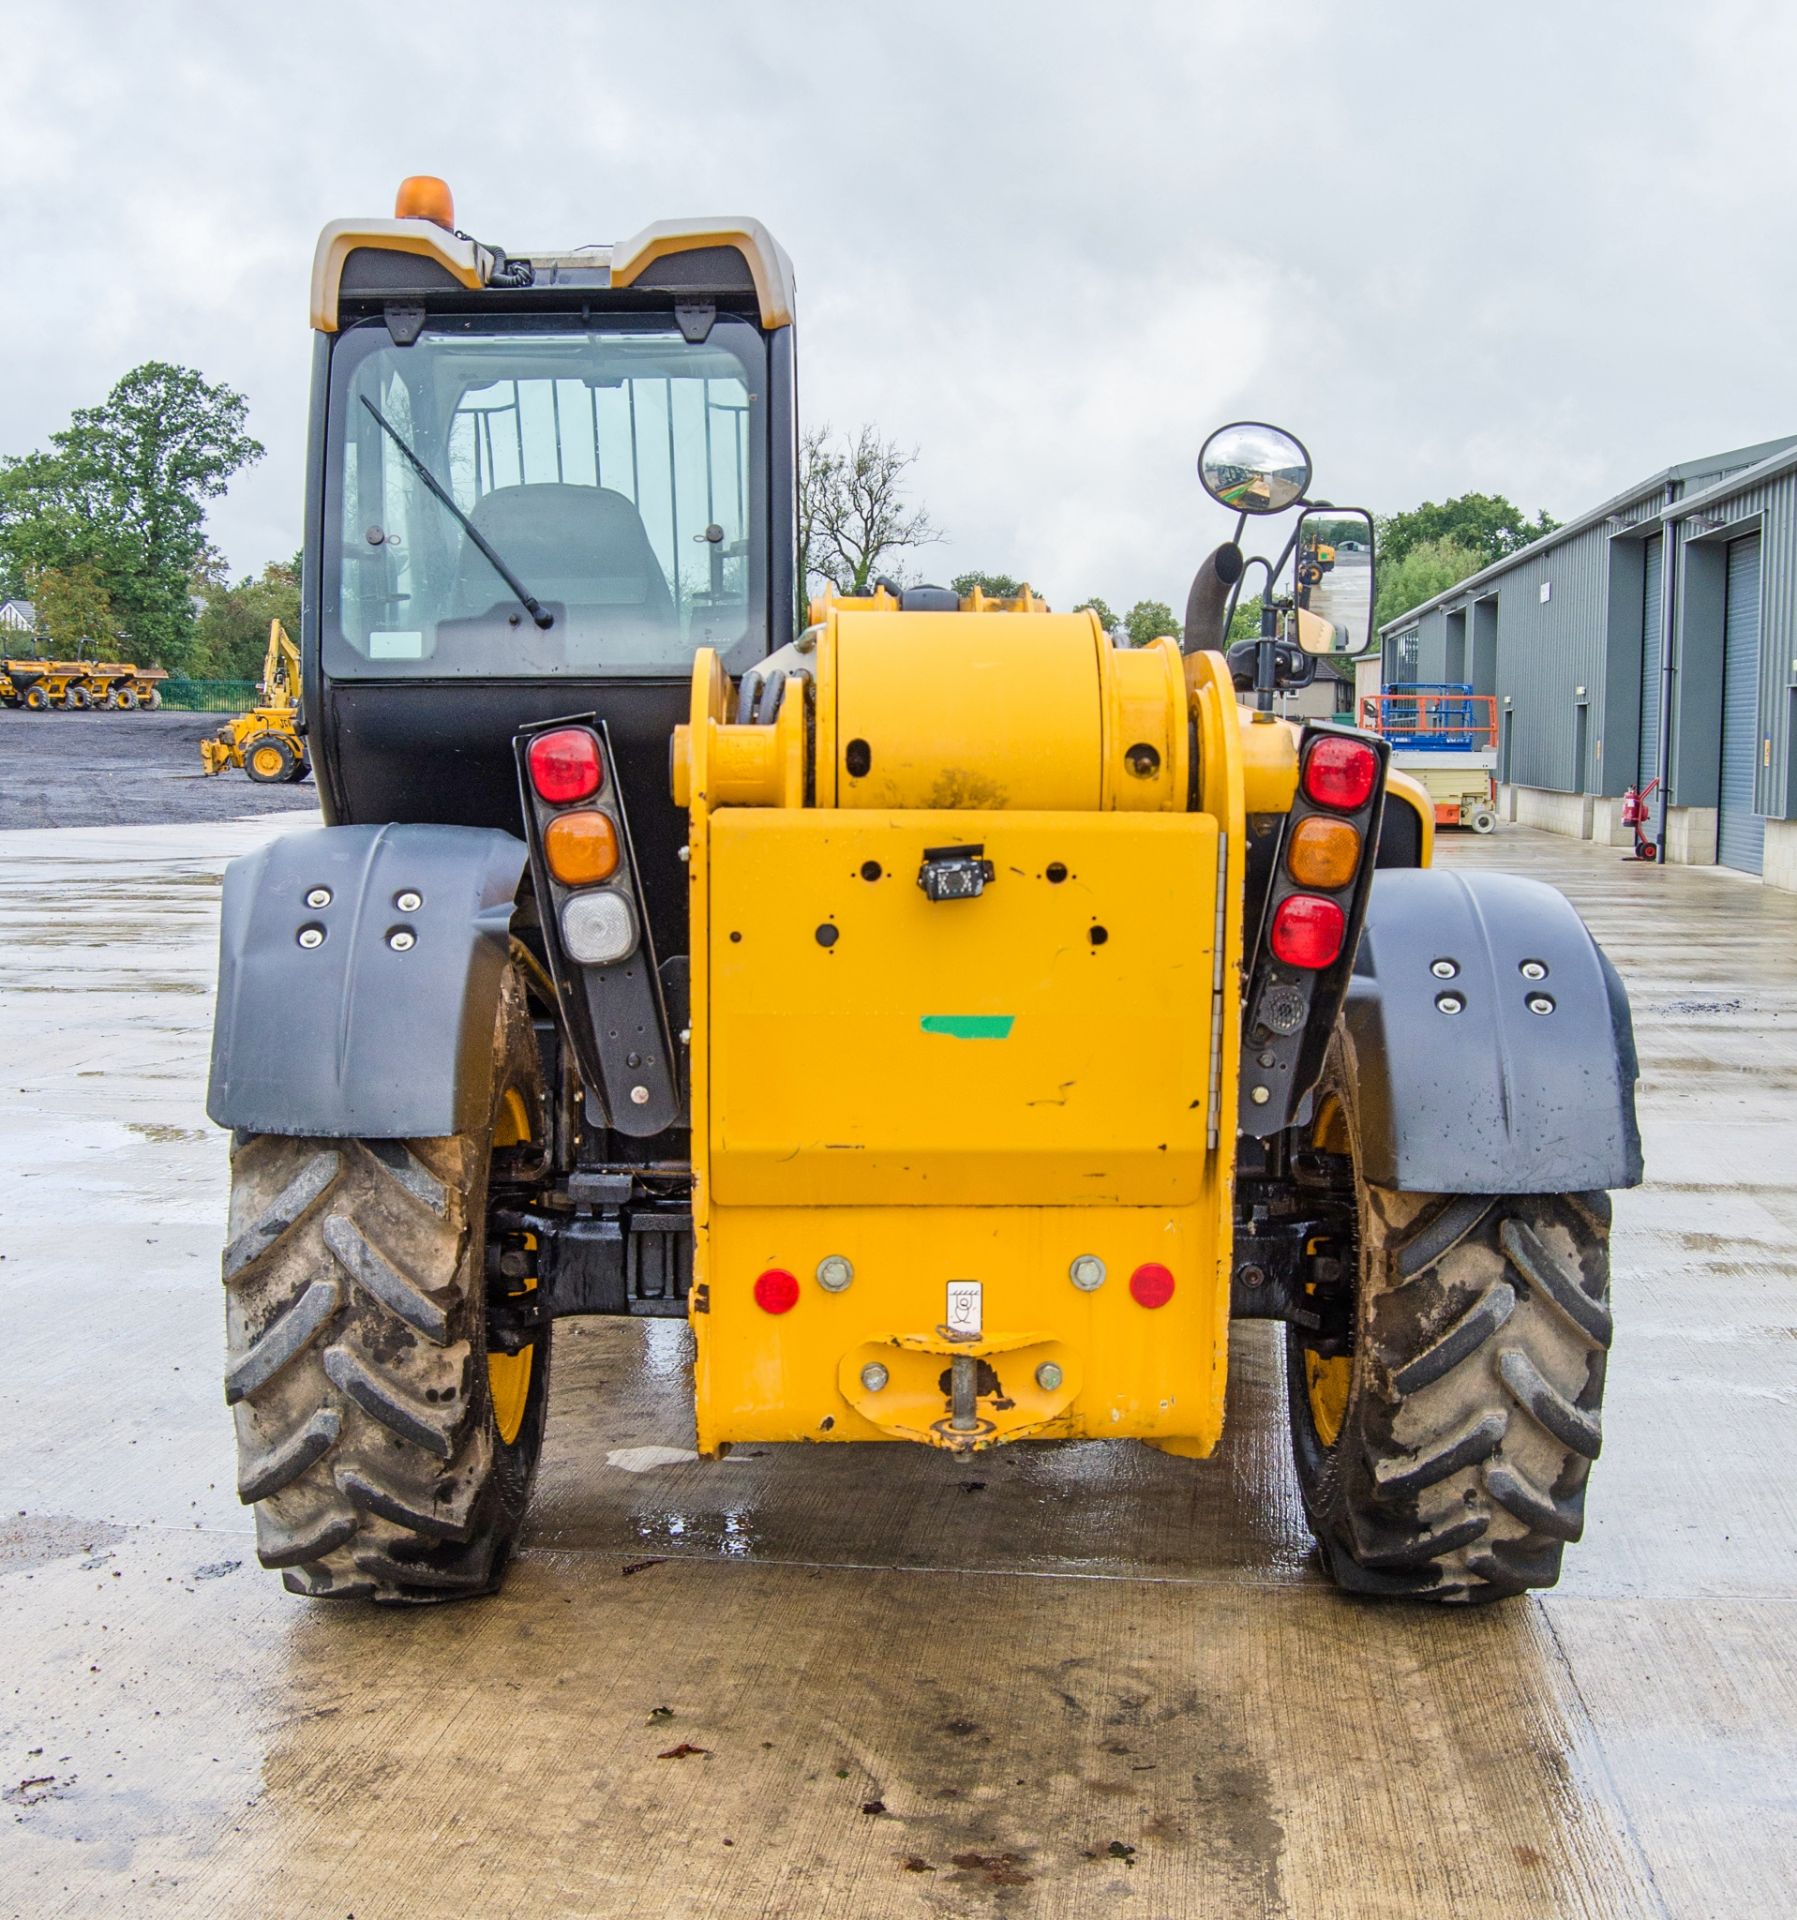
left=0, top=817, right=1793, bottom=1917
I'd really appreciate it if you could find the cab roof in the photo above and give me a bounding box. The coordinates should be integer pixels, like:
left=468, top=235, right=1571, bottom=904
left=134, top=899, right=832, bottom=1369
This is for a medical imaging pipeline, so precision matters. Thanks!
left=311, top=213, right=796, bottom=334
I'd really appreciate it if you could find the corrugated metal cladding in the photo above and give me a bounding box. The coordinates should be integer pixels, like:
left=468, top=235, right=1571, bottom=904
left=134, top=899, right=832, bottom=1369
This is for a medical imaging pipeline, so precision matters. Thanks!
left=1379, top=440, right=1797, bottom=856
left=1720, top=535, right=1765, bottom=872
left=1637, top=537, right=1663, bottom=787
left=1680, top=463, right=1797, bottom=827
left=1390, top=506, right=1652, bottom=795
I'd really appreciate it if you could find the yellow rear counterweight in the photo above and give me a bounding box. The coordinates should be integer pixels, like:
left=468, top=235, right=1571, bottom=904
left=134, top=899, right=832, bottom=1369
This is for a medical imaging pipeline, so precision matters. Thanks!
left=678, top=605, right=1244, bottom=1456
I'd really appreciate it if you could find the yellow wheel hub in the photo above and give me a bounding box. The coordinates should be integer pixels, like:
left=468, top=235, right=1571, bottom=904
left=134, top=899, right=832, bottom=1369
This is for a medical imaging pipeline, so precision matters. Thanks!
left=1305, top=1351, right=1352, bottom=1448
left=1304, top=1092, right=1354, bottom=1450
left=487, top=1086, right=535, bottom=1447
left=251, top=745, right=285, bottom=778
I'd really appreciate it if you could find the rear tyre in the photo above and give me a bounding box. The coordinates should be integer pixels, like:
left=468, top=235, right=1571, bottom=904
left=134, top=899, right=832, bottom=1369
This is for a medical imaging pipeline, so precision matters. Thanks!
left=222, top=972, right=551, bottom=1603
left=66, top=685, right=91, bottom=710
left=1467, top=806, right=1497, bottom=835
left=1286, top=1055, right=1612, bottom=1603
left=244, top=734, right=297, bottom=784
left=143, top=687, right=162, bottom=710
left=114, top=686, right=138, bottom=711
left=283, top=750, right=312, bottom=784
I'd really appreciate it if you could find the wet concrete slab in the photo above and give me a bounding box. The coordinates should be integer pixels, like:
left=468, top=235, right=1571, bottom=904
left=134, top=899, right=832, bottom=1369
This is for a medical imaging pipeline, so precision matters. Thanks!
left=0, top=818, right=1792, bottom=1916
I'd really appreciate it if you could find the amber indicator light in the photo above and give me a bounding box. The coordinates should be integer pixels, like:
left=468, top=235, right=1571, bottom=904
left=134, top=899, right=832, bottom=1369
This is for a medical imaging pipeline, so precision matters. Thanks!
left=1285, top=815, right=1361, bottom=891
left=545, top=811, right=620, bottom=887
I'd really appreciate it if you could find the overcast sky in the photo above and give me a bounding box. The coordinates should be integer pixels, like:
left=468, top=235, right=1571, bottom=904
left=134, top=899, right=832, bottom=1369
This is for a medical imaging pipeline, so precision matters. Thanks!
left=5, top=0, right=1794, bottom=613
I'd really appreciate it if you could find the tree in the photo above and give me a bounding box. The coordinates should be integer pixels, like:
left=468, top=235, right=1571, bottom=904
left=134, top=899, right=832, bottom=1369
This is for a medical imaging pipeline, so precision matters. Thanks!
left=1227, top=593, right=1264, bottom=645
left=190, top=555, right=302, bottom=681
left=0, top=362, right=264, bottom=670
left=1074, top=595, right=1118, bottom=633
left=796, top=425, right=841, bottom=615
left=1375, top=493, right=1558, bottom=571
left=952, top=571, right=1024, bottom=599
left=1373, top=536, right=1484, bottom=630
left=798, top=423, right=937, bottom=601
left=1124, top=599, right=1178, bottom=650
left=27, top=563, right=121, bottom=659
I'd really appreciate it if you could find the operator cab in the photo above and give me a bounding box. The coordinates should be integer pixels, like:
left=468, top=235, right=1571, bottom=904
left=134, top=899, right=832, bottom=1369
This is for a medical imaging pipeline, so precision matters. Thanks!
left=303, top=181, right=798, bottom=962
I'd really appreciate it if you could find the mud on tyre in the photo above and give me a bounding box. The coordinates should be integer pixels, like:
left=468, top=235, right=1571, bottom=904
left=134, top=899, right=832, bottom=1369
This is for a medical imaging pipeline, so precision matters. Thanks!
left=221, top=973, right=549, bottom=1603
left=1287, top=1061, right=1613, bottom=1603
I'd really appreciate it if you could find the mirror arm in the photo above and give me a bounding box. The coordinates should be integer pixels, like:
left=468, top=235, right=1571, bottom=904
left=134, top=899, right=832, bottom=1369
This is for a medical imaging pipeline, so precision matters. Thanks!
left=1268, top=523, right=1306, bottom=582
left=1222, top=552, right=1277, bottom=644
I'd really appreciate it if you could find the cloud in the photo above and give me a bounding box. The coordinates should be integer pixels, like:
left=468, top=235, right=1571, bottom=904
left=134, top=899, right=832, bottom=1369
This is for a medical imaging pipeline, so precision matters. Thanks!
left=3, top=0, right=1794, bottom=606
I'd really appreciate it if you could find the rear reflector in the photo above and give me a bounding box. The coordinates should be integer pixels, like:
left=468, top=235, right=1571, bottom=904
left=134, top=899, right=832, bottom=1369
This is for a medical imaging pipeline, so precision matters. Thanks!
left=1129, top=1263, right=1175, bottom=1308
left=528, top=728, right=603, bottom=804
left=1270, top=893, right=1346, bottom=969
left=561, top=890, right=636, bottom=966
left=545, top=810, right=620, bottom=886
left=754, top=1268, right=800, bottom=1314
left=1285, top=815, right=1361, bottom=890
left=1303, top=736, right=1378, bottom=812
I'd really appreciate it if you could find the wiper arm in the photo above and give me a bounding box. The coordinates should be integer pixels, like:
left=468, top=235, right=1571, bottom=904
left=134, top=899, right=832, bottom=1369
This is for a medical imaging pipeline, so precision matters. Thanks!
left=359, top=396, right=554, bottom=630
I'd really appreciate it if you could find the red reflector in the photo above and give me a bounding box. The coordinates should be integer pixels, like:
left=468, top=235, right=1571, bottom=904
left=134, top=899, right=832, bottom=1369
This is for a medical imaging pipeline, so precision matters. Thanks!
left=753, top=1268, right=800, bottom=1314
left=528, top=728, right=603, bottom=804
left=1130, top=1263, right=1176, bottom=1309
left=1270, top=893, right=1346, bottom=969
left=1304, top=736, right=1378, bottom=812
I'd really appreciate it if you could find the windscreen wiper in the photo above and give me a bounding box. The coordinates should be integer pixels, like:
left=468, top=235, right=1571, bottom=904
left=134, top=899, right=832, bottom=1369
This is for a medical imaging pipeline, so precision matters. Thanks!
left=359, top=396, right=554, bottom=631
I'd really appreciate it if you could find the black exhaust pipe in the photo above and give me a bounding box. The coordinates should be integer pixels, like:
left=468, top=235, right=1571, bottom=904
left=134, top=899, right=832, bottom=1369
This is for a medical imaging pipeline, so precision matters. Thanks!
left=1183, top=541, right=1245, bottom=653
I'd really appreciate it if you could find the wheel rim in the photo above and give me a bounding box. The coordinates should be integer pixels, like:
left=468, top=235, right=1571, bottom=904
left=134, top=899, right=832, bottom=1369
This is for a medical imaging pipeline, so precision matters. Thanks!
left=487, top=1085, right=536, bottom=1446
left=250, top=745, right=285, bottom=778
left=1304, top=1349, right=1351, bottom=1449
left=1303, top=1092, right=1355, bottom=1448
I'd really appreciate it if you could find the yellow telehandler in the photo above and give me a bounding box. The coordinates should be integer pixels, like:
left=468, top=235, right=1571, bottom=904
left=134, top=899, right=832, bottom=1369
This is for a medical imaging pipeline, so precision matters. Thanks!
left=204, top=184, right=1640, bottom=1608
left=199, top=619, right=309, bottom=782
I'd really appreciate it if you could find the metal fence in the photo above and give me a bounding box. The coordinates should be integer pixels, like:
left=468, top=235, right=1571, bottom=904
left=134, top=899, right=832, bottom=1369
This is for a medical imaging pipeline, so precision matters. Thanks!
left=159, top=679, right=256, bottom=713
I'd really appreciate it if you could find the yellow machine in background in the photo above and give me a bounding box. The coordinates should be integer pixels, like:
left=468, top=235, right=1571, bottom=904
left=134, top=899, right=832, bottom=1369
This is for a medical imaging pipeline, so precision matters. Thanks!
left=199, top=620, right=309, bottom=782
left=0, top=659, right=166, bottom=709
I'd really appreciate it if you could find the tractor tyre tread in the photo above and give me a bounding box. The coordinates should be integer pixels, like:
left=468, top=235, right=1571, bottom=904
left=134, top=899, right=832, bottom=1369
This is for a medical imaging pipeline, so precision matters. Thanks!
left=1289, top=1186, right=1612, bottom=1604
left=221, top=976, right=547, bottom=1605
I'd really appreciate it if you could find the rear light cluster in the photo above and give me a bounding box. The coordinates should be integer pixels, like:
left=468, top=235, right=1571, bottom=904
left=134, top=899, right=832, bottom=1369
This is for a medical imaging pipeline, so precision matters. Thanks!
left=1272, top=736, right=1381, bottom=971
left=1242, top=724, right=1388, bottom=1138
left=527, top=726, right=637, bottom=966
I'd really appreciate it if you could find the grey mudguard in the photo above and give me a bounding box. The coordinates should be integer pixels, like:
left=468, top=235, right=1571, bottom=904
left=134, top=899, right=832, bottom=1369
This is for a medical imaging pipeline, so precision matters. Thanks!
left=1341, top=868, right=1642, bottom=1194
left=208, top=824, right=528, bottom=1138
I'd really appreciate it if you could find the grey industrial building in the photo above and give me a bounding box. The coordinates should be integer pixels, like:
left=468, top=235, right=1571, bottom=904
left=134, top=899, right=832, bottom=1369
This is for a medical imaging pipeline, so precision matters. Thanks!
left=1378, top=436, right=1797, bottom=891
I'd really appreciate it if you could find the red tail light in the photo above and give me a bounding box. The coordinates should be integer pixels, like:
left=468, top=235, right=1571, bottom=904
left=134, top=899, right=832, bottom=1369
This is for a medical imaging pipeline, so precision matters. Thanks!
left=1270, top=894, right=1346, bottom=969
left=528, top=728, right=603, bottom=804
left=1304, top=736, right=1378, bottom=812
left=1129, top=1263, right=1176, bottom=1308
left=753, top=1268, right=800, bottom=1314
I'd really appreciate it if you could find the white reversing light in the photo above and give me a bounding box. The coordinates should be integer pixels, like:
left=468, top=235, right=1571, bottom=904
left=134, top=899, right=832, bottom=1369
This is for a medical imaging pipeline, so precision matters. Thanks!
left=561, top=891, right=636, bottom=966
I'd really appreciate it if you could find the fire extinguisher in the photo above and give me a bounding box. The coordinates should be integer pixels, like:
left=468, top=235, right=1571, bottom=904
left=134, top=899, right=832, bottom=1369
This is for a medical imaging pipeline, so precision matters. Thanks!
left=1621, top=779, right=1660, bottom=862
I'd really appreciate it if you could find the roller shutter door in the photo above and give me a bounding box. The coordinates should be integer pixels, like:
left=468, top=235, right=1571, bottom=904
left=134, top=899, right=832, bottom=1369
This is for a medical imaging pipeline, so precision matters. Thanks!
left=1637, top=536, right=1663, bottom=787
left=1718, top=534, right=1765, bottom=875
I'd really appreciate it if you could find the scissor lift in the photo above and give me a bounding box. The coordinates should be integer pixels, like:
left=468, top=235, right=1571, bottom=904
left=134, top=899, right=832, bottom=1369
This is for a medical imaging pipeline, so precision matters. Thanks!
left=1359, top=683, right=1498, bottom=833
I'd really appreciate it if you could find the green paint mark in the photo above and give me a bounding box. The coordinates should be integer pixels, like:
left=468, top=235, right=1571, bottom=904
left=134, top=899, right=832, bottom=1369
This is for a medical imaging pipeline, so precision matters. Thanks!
left=920, top=1014, right=1015, bottom=1040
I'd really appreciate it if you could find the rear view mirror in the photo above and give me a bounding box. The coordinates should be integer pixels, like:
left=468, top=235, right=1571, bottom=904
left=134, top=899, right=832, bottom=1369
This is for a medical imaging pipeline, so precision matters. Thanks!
left=1198, top=422, right=1311, bottom=515
left=1294, top=508, right=1375, bottom=656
